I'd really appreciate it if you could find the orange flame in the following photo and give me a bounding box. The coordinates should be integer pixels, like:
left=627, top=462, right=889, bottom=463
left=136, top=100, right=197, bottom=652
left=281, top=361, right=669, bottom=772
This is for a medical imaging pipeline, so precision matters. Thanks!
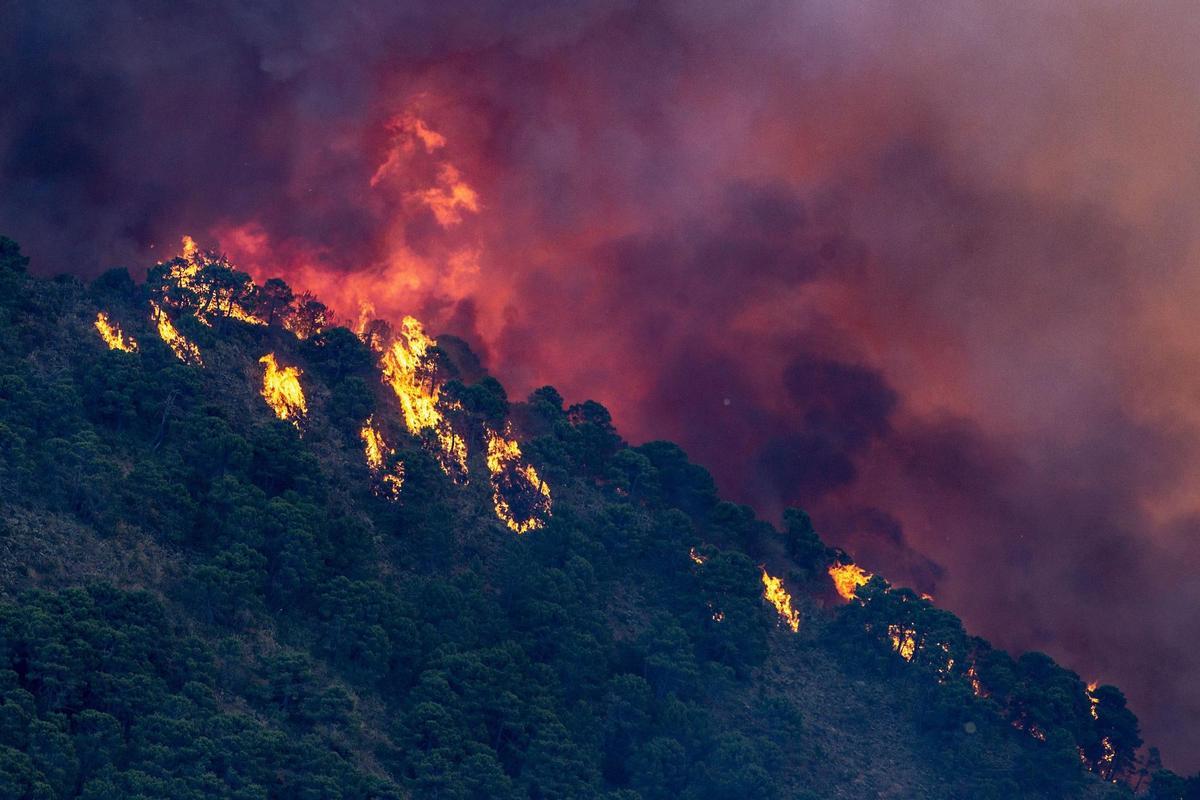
left=485, top=424, right=552, bottom=534
left=828, top=562, right=872, bottom=601
left=259, top=353, right=307, bottom=428
left=761, top=567, right=801, bottom=633
left=887, top=624, right=917, bottom=660
left=156, top=236, right=266, bottom=327
left=149, top=300, right=203, bottom=365
left=689, top=547, right=706, bottom=565
left=94, top=312, right=137, bottom=352
left=377, top=315, right=468, bottom=479
left=967, top=664, right=985, bottom=697
left=360, top=416, right=404, bottom=499
left=180, top=234, right=199, bottom=259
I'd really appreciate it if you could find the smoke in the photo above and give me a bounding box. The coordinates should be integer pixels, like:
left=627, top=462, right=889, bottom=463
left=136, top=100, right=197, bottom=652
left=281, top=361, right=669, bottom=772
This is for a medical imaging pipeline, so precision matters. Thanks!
left=4, top=0, right=1200, bottom=769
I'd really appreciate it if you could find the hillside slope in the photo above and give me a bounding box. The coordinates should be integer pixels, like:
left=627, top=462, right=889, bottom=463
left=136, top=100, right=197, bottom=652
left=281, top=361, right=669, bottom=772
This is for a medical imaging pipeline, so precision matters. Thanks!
left=0, top=235, right=1191, bottom=799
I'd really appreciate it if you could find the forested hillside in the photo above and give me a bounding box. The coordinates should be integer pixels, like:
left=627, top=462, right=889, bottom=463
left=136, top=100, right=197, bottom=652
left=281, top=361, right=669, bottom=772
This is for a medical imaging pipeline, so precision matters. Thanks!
left=0, top=235, right=1194, bottom=799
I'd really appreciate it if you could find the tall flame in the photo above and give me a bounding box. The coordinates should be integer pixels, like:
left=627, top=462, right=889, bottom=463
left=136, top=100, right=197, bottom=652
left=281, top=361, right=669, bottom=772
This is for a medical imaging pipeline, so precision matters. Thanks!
left=360, top=416, right=404, bottom=498
left=181, top=234, right=199, bottom=259
left=485, top=424, right=552, bottom=534
left=259, top=353, right=307, bottom=428
left=828, top=562, right=873, bottom=601
left=377, top=316, right=468, bottom=479
left=761, top=568, right=801, bottom=633
left=150, top=300, right=203, bottom=365
left=94, top=312, right=137, bottom=352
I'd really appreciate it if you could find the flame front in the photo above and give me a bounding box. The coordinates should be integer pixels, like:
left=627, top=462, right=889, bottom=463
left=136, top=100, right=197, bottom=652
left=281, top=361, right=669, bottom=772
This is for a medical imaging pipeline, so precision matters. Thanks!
left=150, top=301, right=203, bottom=365
left=377, top=316, right=468, bottom=479
left=259, top=353, right=307, bottom=428
left=360, top=416, right=404, bottom=498
left=761, top=568, right=801, bottom=633
left=94, top=312, right=137, bottom=352
left=485, top=424, right=552, bottom=534
left=829, top=562, right=872, bottom=601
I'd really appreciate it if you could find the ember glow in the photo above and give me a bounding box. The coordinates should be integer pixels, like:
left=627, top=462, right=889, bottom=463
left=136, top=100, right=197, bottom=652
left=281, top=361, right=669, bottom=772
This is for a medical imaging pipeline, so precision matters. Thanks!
left=485, top=424, right=552, bottom=534
left=360, top=416, right=404, bottom=499
left=149, top=301, right=202, bottom=366
left=761, top=568, right=801, bottom=633
left=94, top=312, right=137, bottom=352
left=828, top=563, right=873, bottom=602
left=259, top=353, right=307, bottom=428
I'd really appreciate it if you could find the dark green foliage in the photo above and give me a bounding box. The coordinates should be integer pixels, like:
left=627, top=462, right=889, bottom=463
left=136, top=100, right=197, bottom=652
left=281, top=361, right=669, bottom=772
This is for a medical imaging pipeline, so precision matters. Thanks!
left=0, top=242, right=1169, bottom=799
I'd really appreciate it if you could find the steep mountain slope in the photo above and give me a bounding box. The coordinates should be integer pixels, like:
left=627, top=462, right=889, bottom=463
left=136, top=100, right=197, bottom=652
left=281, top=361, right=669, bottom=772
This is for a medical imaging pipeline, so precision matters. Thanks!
left=0, top=235, right=1190, bottom=799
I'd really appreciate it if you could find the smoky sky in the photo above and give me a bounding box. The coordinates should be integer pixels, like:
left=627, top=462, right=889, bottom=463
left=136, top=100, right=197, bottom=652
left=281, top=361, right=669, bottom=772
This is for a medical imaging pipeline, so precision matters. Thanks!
left=4, top=0, right=1200, bottom=770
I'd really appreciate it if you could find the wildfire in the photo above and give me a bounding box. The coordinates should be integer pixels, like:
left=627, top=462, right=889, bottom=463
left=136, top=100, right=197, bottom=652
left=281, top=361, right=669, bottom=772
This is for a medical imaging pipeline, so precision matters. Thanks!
left=1087, top=682, right=1100, bottom=720
left=485, top=424, right=552, bottom=534
left=259, top=353, right=307, bottom=428
left=150, top=300, right=203, bottom=365
left=1085, top=682, right=1118, bottom=774
left=689, top=547, right=706, bottom=565
left=888, top=624, right=918, bottom=661
left=94, top=312, right=137, bottom=352
left=967, top=664, right=985, bottom=697
left=377, top=316, right=468, bottom=479
left=155, top=236, right=266, bottom=327
left=360, top=416, right=404, bottom=498
left=829, top=562, right=872, bottom=601
left=761, top=568, right=801, bottom=633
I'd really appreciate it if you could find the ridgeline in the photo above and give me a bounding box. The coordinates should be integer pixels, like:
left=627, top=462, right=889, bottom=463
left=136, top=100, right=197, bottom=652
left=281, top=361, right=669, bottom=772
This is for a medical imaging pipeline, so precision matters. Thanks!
left=0, top=235, right=1194, bottom=799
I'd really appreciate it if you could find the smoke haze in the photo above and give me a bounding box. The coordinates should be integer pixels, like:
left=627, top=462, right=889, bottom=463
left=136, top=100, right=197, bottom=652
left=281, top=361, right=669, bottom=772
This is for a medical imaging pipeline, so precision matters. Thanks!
left=4, top=0, right=1200, bottom=769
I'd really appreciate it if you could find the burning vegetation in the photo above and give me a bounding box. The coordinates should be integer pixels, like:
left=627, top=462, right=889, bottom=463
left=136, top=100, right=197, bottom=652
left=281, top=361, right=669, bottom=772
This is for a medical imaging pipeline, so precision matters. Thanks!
left=94, top=311, right=137, bottom=352
left=761, top=568, right=800, bottom=633
left=887, top=623, right=918, bottom=661
left=150, top=300, right=203, bottom=366
left=151, top=236, right=266, bottom=327
left=485, top=424, right=552, bottom=534
left=259, top=353, right=307, bottom=428
left=376, top=316, right=468, bottom=480
left=360, top=416, right=404, bottom=499
left=828, top=561, right=873, bottom=601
